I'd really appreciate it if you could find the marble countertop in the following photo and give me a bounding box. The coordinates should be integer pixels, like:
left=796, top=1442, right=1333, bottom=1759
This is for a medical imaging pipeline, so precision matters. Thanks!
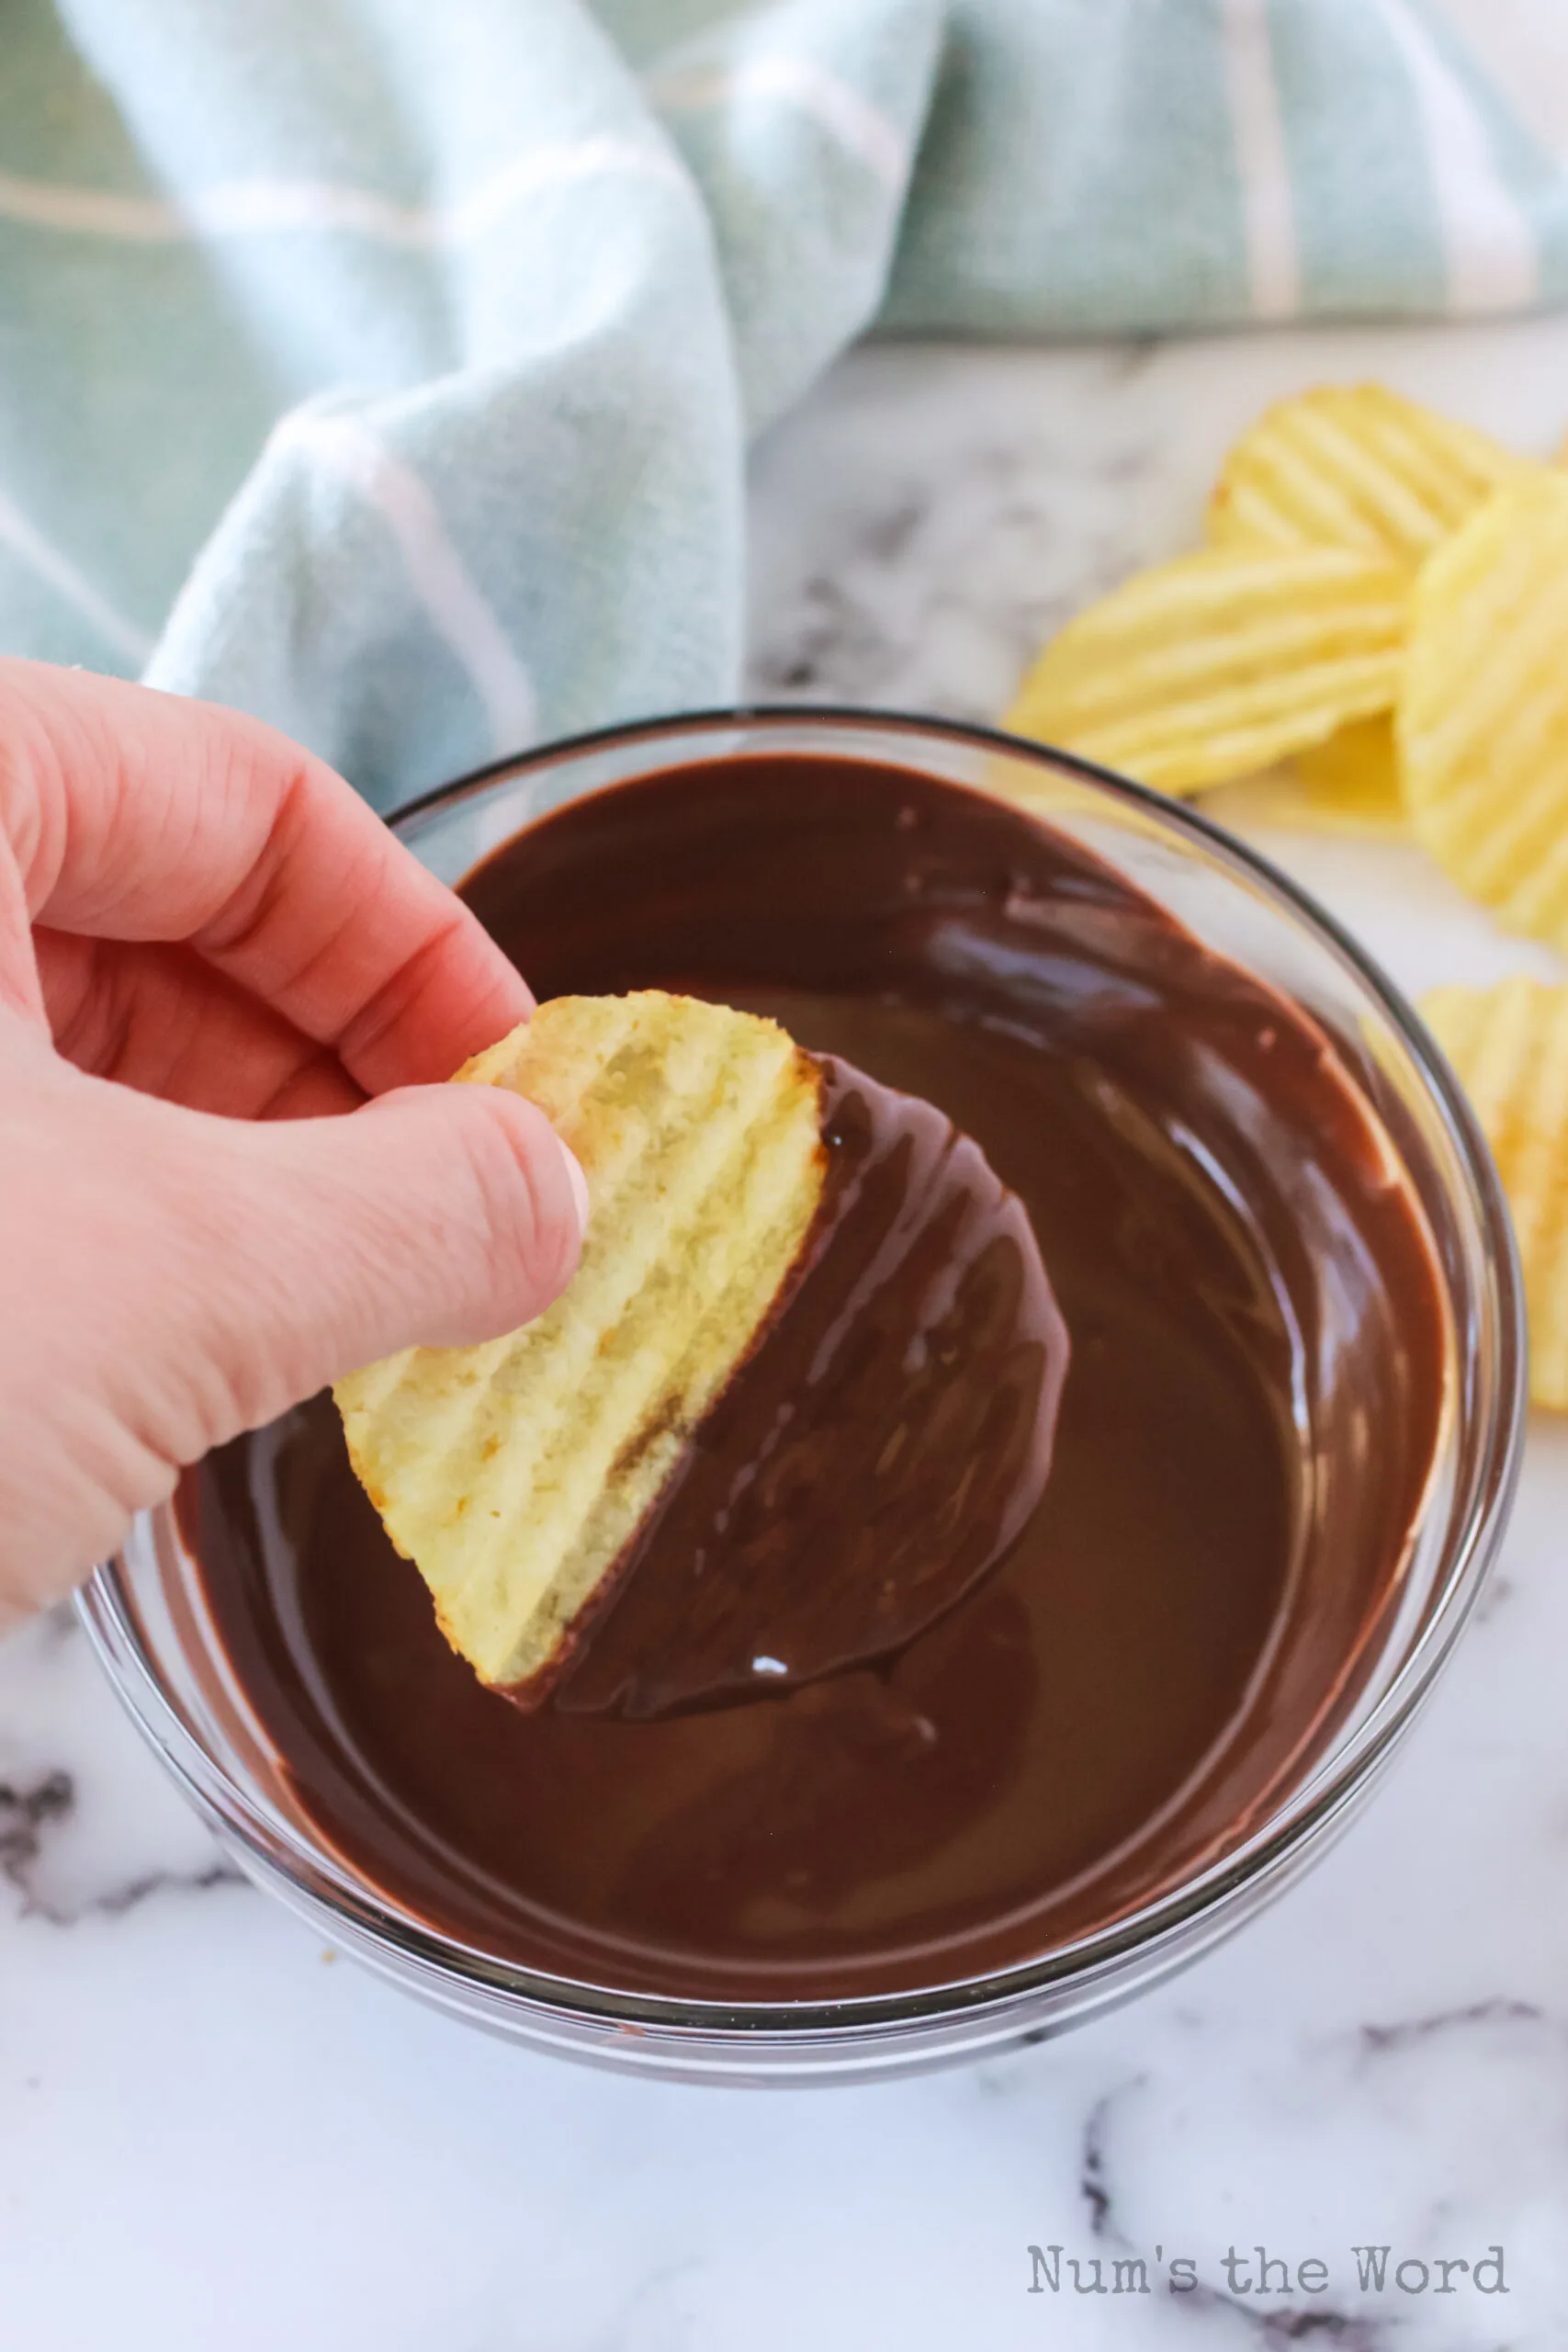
left=8, top=316, right=1568, bottom=2351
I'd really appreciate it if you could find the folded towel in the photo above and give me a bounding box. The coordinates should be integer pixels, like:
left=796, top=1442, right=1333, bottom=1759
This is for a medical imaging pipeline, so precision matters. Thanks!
left=0, top=0, right=1560, bottom=811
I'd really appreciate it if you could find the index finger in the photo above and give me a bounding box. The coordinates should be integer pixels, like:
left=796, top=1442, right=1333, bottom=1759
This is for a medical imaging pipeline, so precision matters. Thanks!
left=0, top=659, right=532, bottom=1091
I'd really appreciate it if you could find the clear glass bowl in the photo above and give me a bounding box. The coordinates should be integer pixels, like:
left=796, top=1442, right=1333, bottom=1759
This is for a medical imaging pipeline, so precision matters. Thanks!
left=79, top=710, right=1526, bottom=2086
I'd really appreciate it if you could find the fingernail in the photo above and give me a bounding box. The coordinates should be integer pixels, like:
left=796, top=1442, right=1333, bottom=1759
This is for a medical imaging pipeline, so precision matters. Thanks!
left=558, top=1136, right=591, bottom=1241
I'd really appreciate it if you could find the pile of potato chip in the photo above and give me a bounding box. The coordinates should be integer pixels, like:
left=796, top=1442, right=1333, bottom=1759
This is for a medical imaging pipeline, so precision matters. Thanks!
left=1004, top=383, right=1568, bottom=1409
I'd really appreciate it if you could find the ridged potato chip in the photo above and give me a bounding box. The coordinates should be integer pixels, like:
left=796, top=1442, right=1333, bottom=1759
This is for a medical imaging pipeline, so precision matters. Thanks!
left=1400, top=475, right=1568, bottom=951
left=1005, top=543, right=1408, bottom=793
left=1208, top=384, right=1529, bottom=567
left=335, top=993, right=828, bottom=1691
left=1421, top=978, right=1568, bottom=1408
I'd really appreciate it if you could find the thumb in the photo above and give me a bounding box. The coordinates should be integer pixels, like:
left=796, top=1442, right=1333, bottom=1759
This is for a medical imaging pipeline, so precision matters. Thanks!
left=138, top=1078, right=589, bottom=1455
left=2, top=1046, right=589, bottom=1614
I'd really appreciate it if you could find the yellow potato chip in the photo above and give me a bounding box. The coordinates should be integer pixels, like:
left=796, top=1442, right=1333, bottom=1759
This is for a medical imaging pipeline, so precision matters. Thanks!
left=1198, top=719, right=1407, bottom=837
left=1420, top=978, right=1568, bottom=1408
left=1295, top=716, right=1407, bottom=834
left=334, top=993, right=827, bottom=1690
left=1004, top=543, right=1408, bottom=794
left=1400, top=474, right=1568, bottom=951
left=1208, top=384, right=1529, bottom=567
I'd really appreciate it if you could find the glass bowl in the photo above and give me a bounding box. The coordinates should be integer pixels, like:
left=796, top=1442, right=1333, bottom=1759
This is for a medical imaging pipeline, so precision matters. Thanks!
left=78, top=709, right=1526, bottom=2086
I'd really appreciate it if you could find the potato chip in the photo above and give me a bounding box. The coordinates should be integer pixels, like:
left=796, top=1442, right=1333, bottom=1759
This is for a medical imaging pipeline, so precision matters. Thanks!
left=1198, top=719, right=1407, bottom=837
left=1421, top=978, right=1568, bottom=1408
left=334, top=993, right=828, bottom=1690
left=1400, top=475, right=1568, bottom=951
left=1208, top=384, right=1529, bottom=567
left=1294, top=716, right=1407, bottom=833
left=1004, top=543, right=1408, bottom=794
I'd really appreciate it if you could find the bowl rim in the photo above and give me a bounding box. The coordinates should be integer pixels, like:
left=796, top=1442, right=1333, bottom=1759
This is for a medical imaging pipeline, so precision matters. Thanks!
left=80, top=704, right=1529, bottom=2039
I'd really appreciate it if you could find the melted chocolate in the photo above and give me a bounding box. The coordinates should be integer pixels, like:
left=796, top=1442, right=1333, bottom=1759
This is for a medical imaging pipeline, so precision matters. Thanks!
left=549, top=1057, right=1067, bottom=1717
left=179, top=754, right=1448, bottom=2001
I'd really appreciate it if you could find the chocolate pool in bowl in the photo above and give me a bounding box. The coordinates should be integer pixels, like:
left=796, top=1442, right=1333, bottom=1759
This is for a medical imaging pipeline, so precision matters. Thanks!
left=187, top=748, right=1440, bottom=1992
left=84, top=714, right=1523, bottom=2079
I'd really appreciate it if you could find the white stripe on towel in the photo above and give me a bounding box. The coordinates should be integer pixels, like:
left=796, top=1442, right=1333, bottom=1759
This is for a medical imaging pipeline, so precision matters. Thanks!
left=650, top=55, right=911, bottom=196
left=0, top=486, right=153, bottom=666
left=1371, top=0, right=1537, bottom=311
left=0, top=138, right=686, bottom=249
left=1219, top=0, right=1302, bottom=320
left=278, top=413, right=537, bottom=757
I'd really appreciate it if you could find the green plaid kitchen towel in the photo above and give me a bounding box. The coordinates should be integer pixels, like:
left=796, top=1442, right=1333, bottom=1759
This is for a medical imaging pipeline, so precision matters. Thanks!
left=1, top=0, right=1562, bottom=809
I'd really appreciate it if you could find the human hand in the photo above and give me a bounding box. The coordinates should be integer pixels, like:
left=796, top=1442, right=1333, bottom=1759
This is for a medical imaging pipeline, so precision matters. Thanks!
left=0, top=660, right=586, bottom=1630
